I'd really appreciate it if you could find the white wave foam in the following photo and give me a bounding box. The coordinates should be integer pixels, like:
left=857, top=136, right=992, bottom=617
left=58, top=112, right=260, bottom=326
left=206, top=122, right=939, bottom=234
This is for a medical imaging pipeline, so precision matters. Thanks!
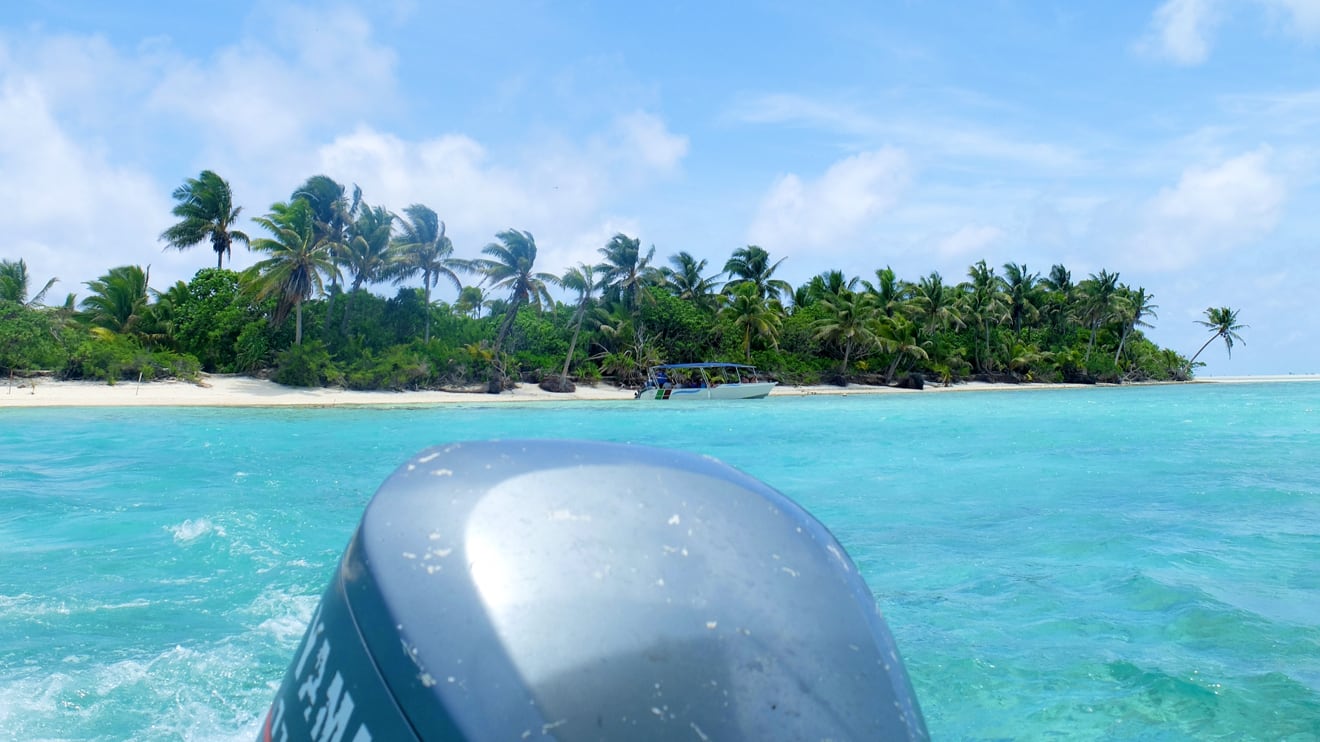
left=169, top=518, right=227, bottom=544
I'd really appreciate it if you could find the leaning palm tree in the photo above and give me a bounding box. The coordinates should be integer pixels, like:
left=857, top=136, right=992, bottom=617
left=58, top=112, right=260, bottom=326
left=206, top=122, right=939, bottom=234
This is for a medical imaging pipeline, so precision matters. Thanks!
left=470, top=229, right=559, bottom=392
left=1187, top=306, right=1247, bottom=369
left=81, top=265, right=151, bottom=337
left=719, top=282, right=783, bottom=362
left=556, top=263, right=600, bottom=388
left=393, top=204, right=466, bottom=343
left=0, top=259, right=57, bottom=306
left=160, top=170, right=250, bottom=269
left=811, top=289, right=878, bottom=377
left=1114, top=286, right=1158, bottom=366
left=723, top=245, right=792, bottom=302
left=249, top=199, right=338, bottom=345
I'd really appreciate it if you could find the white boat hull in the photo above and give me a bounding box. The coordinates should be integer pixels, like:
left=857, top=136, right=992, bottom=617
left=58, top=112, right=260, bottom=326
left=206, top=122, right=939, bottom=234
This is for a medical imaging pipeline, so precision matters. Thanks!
left=636, top=382, right=776, bottom=401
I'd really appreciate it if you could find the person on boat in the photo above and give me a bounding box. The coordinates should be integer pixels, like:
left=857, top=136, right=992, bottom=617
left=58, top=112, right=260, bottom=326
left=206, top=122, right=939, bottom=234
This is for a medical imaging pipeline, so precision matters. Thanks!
left=656, top=369, right=670, bottom=388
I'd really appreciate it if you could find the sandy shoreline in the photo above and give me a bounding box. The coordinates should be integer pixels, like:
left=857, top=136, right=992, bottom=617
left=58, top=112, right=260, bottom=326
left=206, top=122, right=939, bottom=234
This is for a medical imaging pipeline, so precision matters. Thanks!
left=2, top=373, right=1316, bottom=409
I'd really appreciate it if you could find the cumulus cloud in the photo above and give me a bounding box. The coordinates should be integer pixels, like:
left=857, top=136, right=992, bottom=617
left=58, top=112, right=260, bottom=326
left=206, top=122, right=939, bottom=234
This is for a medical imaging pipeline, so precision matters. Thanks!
left=747, top=148, right=912, bottom=256
left=612, top=111, right=688, bottom=173
left=935, top=225, right=1005, bottom=260
left=0, top=75, right=185, bottom=300
left=1140, top=0, right=1220, bottom=65
left=1127, top=148, right=1285, bottom=270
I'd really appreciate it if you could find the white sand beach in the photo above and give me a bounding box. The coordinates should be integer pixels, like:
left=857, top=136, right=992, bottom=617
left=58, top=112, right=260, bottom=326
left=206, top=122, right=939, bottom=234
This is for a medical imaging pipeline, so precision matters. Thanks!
left=2, top=373, right=1316, bottom=409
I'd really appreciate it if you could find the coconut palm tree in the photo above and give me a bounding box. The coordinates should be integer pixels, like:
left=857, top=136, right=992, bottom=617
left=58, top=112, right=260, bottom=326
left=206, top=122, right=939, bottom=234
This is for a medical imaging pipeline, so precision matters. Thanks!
left=291, top=175, right=360, bottom=326
left=876, top=314, right=930, bottom=384
left=661, top=251, right=721, bottom=312
left=1001, top=262, right=1041, bottom=336
left=863, top=266, right=906, bottom=318
left=910, top=272, right=963, bottom=335
left=557, top=263, right=600, bottom=387
left=471, top=229, right=559, bottom=391
left=339, top=203, right=397, bottom=334
left=811, top=289, right=877, bottom=376
left=1079, top=269, right=1120, bottom=362
left=720, top=282, right=783, bottom=362
left=81, top=265, right=151, bottom=337
left=0, top=259, right=57, bottom=306
left=160, top=170, right=250, bottom=269
left=249, top=199, right=338, bottom=345
left=1114, top=286, right=1158, bottom=366
left=1187, top=306, right=1247, bottom=368
left=393, top=204, right=467, bottom=343
left=961, top=260, right=1007, bottom=373
left=801, top=270, right=860, bottom=309
left=454, top=285, right=488, bottom=319
left=597, top=233, right=657, bottom=314
left=723, top=245, right=792, bottom=302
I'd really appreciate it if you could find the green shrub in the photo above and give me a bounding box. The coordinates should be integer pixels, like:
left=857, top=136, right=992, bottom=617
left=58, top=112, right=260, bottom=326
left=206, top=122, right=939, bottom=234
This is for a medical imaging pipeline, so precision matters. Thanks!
left=63, top=332, right=200, bottom=382
left=272, top=341, right=342, bottom=387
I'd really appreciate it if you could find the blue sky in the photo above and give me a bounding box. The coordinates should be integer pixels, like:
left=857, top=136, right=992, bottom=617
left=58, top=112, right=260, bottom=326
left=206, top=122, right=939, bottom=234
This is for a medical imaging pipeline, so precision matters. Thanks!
left=3, top=0, right=1318, bottom=375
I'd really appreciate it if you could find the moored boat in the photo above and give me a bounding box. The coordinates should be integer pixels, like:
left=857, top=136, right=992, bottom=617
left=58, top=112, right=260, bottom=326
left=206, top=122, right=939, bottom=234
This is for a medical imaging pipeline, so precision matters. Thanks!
left=635, top=362, right=777, bottom=400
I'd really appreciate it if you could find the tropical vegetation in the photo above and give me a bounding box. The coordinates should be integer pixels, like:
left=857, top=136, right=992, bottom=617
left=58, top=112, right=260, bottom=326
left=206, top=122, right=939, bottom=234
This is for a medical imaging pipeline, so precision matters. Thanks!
left=1, top=171, right=1238, bottom=391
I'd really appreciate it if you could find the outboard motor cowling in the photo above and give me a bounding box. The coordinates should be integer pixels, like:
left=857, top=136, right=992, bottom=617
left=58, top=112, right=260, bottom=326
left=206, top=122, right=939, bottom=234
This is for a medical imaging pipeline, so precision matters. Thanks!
left=261, top=440, right=927, bottom=741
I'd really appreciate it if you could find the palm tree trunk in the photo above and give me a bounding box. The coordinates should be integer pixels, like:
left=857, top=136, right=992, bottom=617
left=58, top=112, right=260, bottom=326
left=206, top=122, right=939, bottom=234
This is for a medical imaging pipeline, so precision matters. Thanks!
left=1114, top=325, right=1131, bottom=366
left=1185, top=334, right=1219, bottom=370
left=423, top=280, right=433, bottom=344
left=560, top=305, right=586, bottom=385
left=489, top=298, right=524, bottom=393
left=295, top=300, right=303, bottom=345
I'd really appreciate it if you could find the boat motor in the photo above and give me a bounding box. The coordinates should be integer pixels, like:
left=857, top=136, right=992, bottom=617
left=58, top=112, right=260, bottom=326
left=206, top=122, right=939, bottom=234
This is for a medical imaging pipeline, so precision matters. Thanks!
left=260, top=440, right=928, bottom=741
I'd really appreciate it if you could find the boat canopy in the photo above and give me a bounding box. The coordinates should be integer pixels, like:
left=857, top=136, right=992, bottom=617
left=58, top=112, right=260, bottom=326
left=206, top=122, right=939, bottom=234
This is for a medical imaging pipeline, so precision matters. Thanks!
left=651, top=363, right=760, bottom=370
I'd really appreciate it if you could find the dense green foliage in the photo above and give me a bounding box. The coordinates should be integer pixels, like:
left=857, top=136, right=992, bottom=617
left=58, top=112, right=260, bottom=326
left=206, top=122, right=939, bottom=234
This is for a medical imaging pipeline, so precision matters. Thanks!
left=2, top=170, right=1242, bottom=390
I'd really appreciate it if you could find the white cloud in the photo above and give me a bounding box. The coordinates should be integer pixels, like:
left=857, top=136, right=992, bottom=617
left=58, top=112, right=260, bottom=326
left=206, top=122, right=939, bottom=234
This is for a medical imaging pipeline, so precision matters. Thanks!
left=148, top=6, right=398, bottom=162
left=0, top=75, right=187, bottom=300
left=612, top=111, right=688, bottom=173
left=935, top=225, right=1005, bottom=260
left=747, top=148, right=912, bottom=255
left=1261, top=0, right=1320, bottom=38
left=1140, top=0, right=1221, bottom=65
left=1128, top=148, right=1286, bottom=270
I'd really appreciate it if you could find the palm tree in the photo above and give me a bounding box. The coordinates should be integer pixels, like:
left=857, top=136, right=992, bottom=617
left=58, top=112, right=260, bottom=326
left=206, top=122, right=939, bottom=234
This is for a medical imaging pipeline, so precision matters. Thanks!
left=597, top=233, right=657, bottom=314
left=557, top=263, right=600, bottom=387
left=471, top=229, right=559, bottom=391
left=811, top=289, right=877, bottom=376
left=81, top=265, right=151, bottom=337
left=863, top=266, right=906, bottom=318
left=1187, top=306, right=1247, bottom=369
left=719, top=282, right=783, bottom=362
left=160, top=170, right=250, bottom=269
left=393, top=204, right=466, bottom=343
left=961, top=260, right=1007, bottom=373
left=339, top=203, right=397, bottom=334
left=1001, top=262, right=1041, bottom=336
left=1079, top=269, right=1120, bottom=362
left=1114, top=286, right=1158, bottom=366
left=876, top=314, right=930, bottom=384
left=249, top=199, right=338, bottom=345
left=801, top=270, right=860, bottom=309
left=0, top=259, right=57, bottom=306
left=454, top=285, right=488, bottom=319
left=661, top=251, right=721, bottom=312
left=911, top=272, right=963, bottom=334
left=723, top=245, right=792, bottom=302
left=291, top=175, right=360, bottom=327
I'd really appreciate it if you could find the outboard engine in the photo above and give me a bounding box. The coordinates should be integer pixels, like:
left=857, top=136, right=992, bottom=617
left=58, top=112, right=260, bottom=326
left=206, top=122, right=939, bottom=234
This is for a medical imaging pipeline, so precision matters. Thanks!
left=260, top=440, right=927, bottom=741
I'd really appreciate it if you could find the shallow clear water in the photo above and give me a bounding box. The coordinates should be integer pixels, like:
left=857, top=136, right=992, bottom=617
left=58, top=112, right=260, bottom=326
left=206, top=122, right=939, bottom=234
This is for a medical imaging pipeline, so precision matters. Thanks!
left=2, top=383, right=1318, bottom=740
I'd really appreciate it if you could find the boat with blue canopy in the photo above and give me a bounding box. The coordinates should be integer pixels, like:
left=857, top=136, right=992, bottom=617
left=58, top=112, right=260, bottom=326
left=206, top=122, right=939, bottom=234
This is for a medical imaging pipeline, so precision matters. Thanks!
left=635, top=362, right=777, bottom=400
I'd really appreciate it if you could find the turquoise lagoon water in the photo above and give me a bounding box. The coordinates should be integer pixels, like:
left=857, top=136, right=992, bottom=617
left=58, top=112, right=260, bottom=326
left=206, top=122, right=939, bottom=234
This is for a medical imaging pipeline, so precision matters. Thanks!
left=1, top=382, right=1318, bottom=740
